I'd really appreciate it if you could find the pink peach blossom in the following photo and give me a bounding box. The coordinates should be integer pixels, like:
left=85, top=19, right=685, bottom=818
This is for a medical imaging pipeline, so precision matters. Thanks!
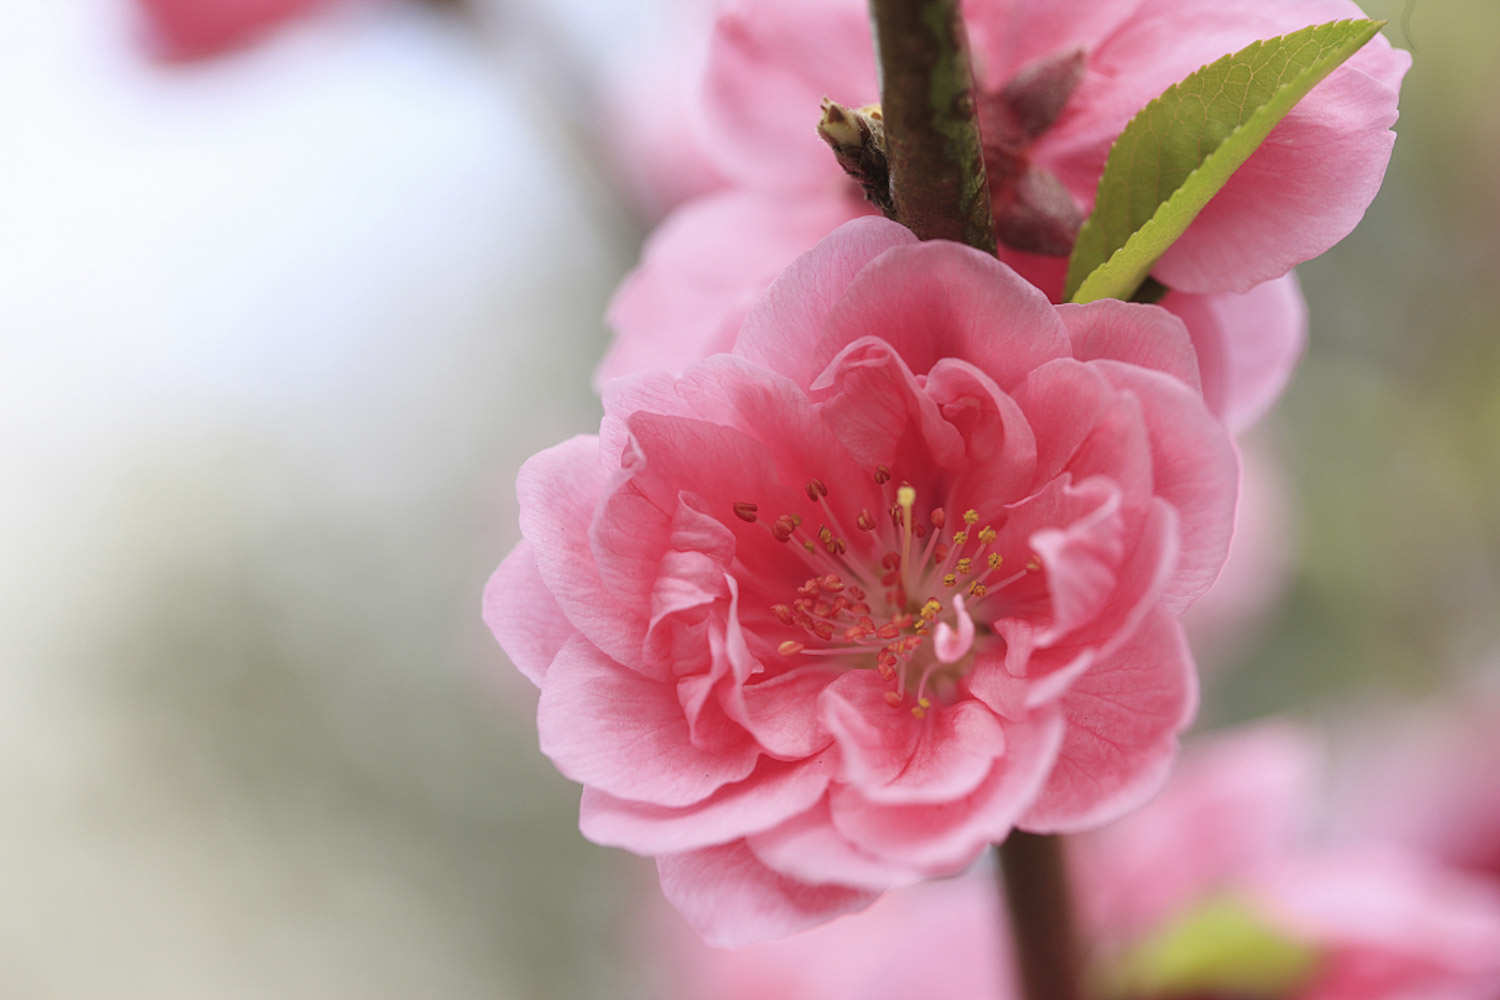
left=646, top=726, right=1500, bottom=1000
left=604, top=0, right=1406, bottom=430
left=488, top=218, right=1237, bottom=945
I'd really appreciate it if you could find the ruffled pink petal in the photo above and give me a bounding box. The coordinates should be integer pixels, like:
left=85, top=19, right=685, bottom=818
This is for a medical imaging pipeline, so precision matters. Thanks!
left=537, top=636, right=760, bottom=809
left=1019, top=607, right=1197, bottom=833
left=924, top=359, right=1038, bottom=501
left=518, top=435, right=653, bottom=670
left=1163, top=274, right=1307, bottom=432
left=1029, top=479, right=1127, bottom=642
left=599, top=192, right=859, bottom=386
left=1055, top=300, right=1202, bottom=394
left=483, top=540, right=573, bottom=687
left=1091, top=360, right=1239, bottom=613
left=865, top=699, right=1012, bottom=806
left=658, top=841, right=878, bottom=948
left=701, top=0, right=876, bottom=190
left=1025, top=497, right=1180, bottom=696
left=579, top=754, right=835, bottom=855
left=809, top=337, right=967, bottom=470
left=747, top=799, right=927, bottom=891
left=827, top=709, right=1065, bottom=871
left=737, top=218, right=919, bottom=386
left=819, top=671, right=924, bottom=790
left=970, top=495, right=1179, bottom=726
left=821, top=241, right=1071, bottom=391
left=1008, top=358, right=1116, bottom=488
left=721, top=665, right=841, bottom=759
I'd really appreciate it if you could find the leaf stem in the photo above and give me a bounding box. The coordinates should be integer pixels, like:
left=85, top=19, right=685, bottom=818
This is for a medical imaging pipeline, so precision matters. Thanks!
left=996, top=833, right=1085, bottom=1000
left=867, top=0, right=995, bottom=253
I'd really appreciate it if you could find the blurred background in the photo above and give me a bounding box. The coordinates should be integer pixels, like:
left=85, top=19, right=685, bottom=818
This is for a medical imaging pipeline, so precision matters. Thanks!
left=1, top=0, right=1495, bottom=996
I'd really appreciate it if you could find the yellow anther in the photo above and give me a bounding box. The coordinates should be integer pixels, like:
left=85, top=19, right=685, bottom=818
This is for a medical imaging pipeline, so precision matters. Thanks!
left=956, top=557, right=972, bottom=574
left=968, top=582, right=988, bottom=598
left=952, top=530, right=969, bottom=545
left=918, top=696, right=931, bottom=709
left=963, top=509, right=979, bottom=525
left=942, top=573, right=958, bottom=587
left=911, top=705, right=927, bottom=719
left=988, top=553, right=1003, bottom=569
left=978, top=526, right=997, bottom=544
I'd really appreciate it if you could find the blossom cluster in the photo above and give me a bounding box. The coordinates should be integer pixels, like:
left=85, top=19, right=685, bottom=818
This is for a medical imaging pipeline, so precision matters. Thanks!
left=487, top=0, right=1411, bottom=949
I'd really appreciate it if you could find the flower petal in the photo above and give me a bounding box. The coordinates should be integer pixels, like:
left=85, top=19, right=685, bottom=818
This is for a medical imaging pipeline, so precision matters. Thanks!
left=1020, top=607, right=1197, bottom=833
left=747, top=799, right=927, bottom=891
left=518, top=435, right=652, bottom=669
left=580, top=754, right=835, bottom=854
left=537, top=635, right=759, bottom=808
left=828, top=709, right=1065, bottom=871
left=1056, top=299, right=1202, bottom=394
left=484, top=540, right=572, bottom=686
left=658, top=841, right=878, bottom=948
left=737, top=217, right=920, bottom=386
left=1092, top=360, right=1239, bottom=613
left=1163, top=275, right=1307, bottom=432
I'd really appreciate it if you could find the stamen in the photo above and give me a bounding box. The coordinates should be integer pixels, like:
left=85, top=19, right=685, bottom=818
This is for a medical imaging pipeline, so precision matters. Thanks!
left=732, top=501, right=759, bottom=523
left=778, top=640, right=805, bottom=656
left=897, top=485, right=915, bottom=584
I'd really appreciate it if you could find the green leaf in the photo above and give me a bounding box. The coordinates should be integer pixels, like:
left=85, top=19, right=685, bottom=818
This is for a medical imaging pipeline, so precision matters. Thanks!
left=1098, top=896, right=1320, bottom=1000
left=1064, top=18, right=1385, bottom=304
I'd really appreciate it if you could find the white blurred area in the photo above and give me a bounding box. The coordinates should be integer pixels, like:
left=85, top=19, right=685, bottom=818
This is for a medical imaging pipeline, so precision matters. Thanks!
left=0, top=1, right=661, bottom=995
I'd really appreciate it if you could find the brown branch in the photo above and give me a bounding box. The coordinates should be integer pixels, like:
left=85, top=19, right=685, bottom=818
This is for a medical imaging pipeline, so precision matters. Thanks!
left=866, top=0, right=996, bottom=252
left=997, top=833, right=1084, bottom=1000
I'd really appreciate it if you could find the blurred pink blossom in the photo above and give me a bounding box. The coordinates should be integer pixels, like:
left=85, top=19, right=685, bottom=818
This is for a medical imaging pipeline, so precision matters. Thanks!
left=135, top=0, right=336, bottom=59
left=647, top=725, right=1500, bottom=999
left=1184, top=440, right=1296, bottom=664
left=1345, top=685, right=1500, bottom=888
left=606, top=20, right=730, bottom=222
left=487, top=219, right=1237, bottom=945
left=603, top=0, right=1408, bottom=431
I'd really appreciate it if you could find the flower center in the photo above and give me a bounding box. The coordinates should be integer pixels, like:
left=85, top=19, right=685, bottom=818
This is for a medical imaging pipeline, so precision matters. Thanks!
left=734, top=468, right=1042, bottom=717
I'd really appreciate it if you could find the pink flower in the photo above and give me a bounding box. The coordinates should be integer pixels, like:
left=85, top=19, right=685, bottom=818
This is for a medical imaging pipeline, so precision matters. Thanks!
left=604, top=0, right=1408, bottom=430
left=135, top=0, right=333, bottom=60
left=645, top=726, right=1500, bottom=999
left=487, top=218, right=1237, bottom=945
